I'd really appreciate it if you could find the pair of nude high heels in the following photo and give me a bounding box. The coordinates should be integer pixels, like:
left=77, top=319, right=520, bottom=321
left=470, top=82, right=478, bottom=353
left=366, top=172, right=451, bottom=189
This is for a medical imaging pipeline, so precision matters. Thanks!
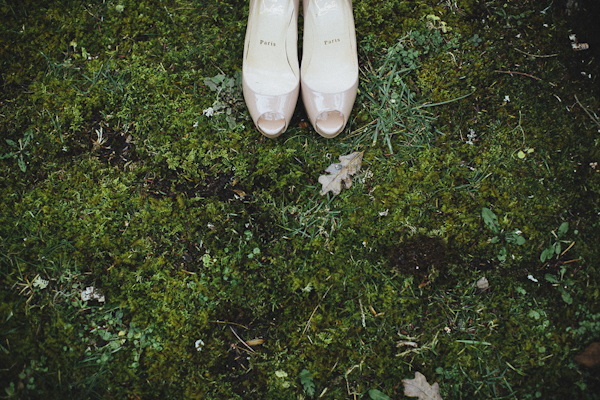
left=242, top=0, right=358, bottom=138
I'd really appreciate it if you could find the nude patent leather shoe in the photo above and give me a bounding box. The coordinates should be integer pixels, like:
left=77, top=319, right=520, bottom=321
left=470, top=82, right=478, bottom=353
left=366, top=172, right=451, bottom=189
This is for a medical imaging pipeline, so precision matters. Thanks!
left=243, top=0, right=300, bottom=138
left=301, top=0, right=358, bottom=138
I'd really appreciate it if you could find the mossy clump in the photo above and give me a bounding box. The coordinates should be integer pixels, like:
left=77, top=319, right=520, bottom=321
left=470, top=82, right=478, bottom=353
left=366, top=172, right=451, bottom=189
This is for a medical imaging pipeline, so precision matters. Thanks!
left=1, top=0, right=600, bottom=399
left=387, top=235, right=449, bottom=277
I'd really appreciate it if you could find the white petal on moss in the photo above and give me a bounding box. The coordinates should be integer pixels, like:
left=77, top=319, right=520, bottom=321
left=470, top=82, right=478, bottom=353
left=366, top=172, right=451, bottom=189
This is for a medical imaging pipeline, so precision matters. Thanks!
left=81, top=286, right=105, bottom=302
left=476, top=276, right=489, bottom=290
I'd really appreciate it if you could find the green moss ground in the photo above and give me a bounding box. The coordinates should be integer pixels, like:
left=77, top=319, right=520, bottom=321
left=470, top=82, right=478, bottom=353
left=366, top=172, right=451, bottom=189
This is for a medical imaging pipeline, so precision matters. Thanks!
left=1, top=0, right=600, bottom=398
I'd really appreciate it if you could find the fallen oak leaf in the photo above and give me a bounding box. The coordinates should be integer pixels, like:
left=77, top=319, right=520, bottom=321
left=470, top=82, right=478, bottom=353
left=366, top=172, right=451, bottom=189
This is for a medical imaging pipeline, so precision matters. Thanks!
left=574, top=342, right=600, bottom=367
left=403, top=371, right=443, bottom=400
left=318, top=151, right=364, bottom=195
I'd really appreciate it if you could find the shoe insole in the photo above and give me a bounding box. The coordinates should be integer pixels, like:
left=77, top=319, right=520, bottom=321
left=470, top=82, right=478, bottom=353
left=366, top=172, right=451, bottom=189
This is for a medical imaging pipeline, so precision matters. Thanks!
left=302, top=0, right=357, bottom=93
left=244, top=0, right=299, bottom=96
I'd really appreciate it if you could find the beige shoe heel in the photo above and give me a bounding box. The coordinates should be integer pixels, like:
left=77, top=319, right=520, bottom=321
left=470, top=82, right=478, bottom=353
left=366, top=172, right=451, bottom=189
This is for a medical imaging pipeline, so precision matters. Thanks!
left=301, top=0, right=358, bottom=138
left=243, top=0, right=300, bottom=138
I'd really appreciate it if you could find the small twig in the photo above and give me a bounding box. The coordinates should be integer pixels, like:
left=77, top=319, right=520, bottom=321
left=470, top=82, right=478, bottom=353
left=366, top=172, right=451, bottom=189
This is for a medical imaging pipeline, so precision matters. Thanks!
left=514, top=48, right=558, bottom=58
left=359, top=298, right=366, bottom=328
left=346, top=119, right=376, bottom=139
left=214, top=320, right=249, bottom=330
left=494, top=70, right=541, bottom=80
left=301, top=285, right=333, bottom=337
left=232, top=344, right=255, bottom=355
left=229, top=326, right=256, bottom=354
left=560, top=241, right=576, bottom=257
left=574, top=95, right=600, bottom=129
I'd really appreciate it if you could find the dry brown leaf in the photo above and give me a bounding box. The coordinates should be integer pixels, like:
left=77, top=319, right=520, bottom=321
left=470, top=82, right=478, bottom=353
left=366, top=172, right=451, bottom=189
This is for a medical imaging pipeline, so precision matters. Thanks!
left=574, top=342, right=600, bottom=367
left=318, top=151, right=364, bottom=195
left=403, top=371, right=444, bottom=400
left=232, top=189, right=247, bottom=198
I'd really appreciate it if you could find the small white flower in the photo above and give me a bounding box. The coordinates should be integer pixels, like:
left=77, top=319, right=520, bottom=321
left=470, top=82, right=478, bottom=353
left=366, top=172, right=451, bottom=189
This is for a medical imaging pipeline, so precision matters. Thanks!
left=504, top=95, right=510, bottom=102
left=527, top=274, right=538, bottom=283
left=81, top=287, right=92, bottom=301
left=81, top=286, right=105, bottom=302
left=543, top=23, right=548, bottom=27
left=379, top=209, right=389, bottom=216
left=203, top=107, right=214, bottom=117
left=195, top=339, right=204, bottom=351
left=193, top=121, right=199, bottom=127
